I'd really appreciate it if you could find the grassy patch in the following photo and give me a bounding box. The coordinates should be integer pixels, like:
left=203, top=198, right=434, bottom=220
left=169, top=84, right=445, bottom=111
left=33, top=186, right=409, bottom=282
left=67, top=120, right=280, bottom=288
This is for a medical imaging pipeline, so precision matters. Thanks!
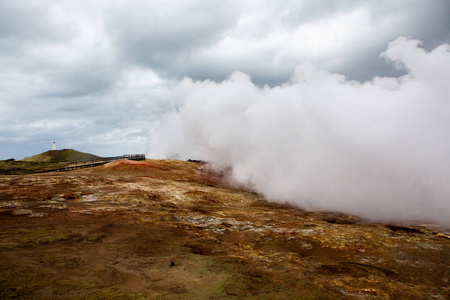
left=0, top=160, right=64, bottom=175
left=87, top=289, right=147, bottom=300
left=184, top=253, right=248, bottom=298
left=55, top=279, right=98, bottom=294
left=0, top=253, right=50, bottom=298
left=10, top=228, right=73, bottom=247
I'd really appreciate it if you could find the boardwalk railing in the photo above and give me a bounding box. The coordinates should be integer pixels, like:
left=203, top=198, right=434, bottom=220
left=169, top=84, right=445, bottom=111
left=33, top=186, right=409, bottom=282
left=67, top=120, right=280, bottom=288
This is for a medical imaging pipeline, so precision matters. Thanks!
left=103, top=154, right=146, bottom=162
left=64, top=154, right=146, bottom=171
left=36, top=154, right=146, bottom=173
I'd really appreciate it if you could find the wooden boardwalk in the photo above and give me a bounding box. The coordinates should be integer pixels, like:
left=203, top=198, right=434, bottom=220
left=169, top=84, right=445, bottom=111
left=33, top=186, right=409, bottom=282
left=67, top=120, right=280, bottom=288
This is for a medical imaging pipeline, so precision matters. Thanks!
left=36, top=154, right=146, bottom=173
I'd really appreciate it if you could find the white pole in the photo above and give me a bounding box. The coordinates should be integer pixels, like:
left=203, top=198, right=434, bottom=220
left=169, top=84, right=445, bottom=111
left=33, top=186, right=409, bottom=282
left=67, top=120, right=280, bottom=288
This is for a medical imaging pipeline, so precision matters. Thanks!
left=52, top=142, right=56, bottom=151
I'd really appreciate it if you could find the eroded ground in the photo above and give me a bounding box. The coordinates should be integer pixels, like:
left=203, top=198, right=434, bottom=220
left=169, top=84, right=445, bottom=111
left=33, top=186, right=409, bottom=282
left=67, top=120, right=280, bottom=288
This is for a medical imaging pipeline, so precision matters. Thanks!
left=0, top=159, right=449, bottom=299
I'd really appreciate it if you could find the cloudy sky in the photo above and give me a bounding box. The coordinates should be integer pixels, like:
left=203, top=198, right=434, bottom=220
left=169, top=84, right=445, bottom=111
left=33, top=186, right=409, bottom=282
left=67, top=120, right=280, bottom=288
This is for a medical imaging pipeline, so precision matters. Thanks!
left=1, top=0, right=449, bottom=160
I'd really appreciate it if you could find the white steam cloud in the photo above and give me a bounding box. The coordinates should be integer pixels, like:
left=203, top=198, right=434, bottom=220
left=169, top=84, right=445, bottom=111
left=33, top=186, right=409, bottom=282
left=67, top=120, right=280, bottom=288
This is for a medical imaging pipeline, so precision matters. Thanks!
left=148, top=37, right=450, bottom=226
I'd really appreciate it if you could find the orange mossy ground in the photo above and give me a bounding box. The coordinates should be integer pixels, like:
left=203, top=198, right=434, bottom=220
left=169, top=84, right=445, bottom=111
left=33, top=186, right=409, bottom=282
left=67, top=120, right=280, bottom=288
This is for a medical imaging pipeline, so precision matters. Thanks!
left=0, top=159, right=449, bottom=299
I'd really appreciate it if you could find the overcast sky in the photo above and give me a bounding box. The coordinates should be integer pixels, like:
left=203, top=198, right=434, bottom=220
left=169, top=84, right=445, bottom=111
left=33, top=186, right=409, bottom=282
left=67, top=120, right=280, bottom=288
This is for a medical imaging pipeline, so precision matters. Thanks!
left=1, top=0, right=449, bottom=159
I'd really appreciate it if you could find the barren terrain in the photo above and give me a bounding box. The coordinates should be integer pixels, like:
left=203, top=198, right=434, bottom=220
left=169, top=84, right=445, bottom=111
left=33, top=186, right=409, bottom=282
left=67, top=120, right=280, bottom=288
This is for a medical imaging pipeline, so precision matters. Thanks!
left=0, top=159, right=449, bottom=299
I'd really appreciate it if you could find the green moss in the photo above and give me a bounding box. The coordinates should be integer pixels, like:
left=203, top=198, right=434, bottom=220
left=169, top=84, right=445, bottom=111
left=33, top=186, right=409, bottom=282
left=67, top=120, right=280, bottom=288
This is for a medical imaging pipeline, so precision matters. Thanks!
left=184, top=254, right=247, bottom=298
left=55, top=279, right=98, bottom=294
left=185, top=253, right=337, bottom=299
left=87, top=289, right=147, bottom=299
left=0, top=255, right=50, bottom=298
left=211, top=274, right=245, bottom=298
left=0, top=160, right=63, bottom=174
left=15, top=228, right=73, bottom=246
left=0, top=228, right=78, bottom=254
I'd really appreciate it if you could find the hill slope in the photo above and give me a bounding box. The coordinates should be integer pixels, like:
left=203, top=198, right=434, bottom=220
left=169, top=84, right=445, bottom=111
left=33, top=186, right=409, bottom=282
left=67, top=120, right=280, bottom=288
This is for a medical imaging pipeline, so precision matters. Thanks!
left=21, top=149, right=102, bottom=163
left=0, top=149, right=103, bottom=175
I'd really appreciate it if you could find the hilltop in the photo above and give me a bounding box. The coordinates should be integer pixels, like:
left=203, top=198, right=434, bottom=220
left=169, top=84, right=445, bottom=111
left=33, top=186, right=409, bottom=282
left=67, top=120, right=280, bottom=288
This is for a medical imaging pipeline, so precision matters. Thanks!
left=21, top=149, right=102, bottom=163
left=0, top=159, right=448, bottom=299
left=0, top=149, right=103, bottom=175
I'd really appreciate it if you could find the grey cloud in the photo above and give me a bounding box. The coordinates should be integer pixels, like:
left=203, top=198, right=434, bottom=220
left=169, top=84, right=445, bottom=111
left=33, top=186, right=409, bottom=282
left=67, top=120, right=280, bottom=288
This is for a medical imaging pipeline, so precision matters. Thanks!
left=343, top=1, right=450, bottom=81
left=405, top=1, right=450, bottom=49
left=40, top=64, right=119, bottom=98
left=277, top=0, right=450, bottom=82
left=1, top=0, right=450, bottom=160
left=100, top=0, right=450, bottom=87
left=0, top=2, right=118, bottom=99
left=281, top=0, right=368, bottom=25
left=0, top=1, right=62, bottom=41
left=105, top=1, right=238, bottom=74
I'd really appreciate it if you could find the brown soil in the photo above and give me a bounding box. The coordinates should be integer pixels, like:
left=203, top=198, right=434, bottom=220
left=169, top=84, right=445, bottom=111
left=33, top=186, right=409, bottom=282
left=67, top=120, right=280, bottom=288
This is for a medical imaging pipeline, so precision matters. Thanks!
left=0, top=159, right=449, bottom=299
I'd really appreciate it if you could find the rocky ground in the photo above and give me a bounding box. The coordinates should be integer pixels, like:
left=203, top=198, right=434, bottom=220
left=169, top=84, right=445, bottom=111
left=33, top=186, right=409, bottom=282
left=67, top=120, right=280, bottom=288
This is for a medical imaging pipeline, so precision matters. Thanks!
left=0, top=159, right=449, bottom=299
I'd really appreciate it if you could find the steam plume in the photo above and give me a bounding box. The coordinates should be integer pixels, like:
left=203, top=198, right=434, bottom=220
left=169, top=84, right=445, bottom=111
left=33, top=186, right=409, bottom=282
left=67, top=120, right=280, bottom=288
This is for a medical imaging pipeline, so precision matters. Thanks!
left=148, top=37, right=450, bottom=225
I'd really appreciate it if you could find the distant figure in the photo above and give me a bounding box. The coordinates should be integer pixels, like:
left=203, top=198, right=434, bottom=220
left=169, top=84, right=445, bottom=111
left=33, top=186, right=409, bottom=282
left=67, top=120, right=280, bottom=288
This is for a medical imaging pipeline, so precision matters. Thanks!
left=52, top=142, right=56, bottom=151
